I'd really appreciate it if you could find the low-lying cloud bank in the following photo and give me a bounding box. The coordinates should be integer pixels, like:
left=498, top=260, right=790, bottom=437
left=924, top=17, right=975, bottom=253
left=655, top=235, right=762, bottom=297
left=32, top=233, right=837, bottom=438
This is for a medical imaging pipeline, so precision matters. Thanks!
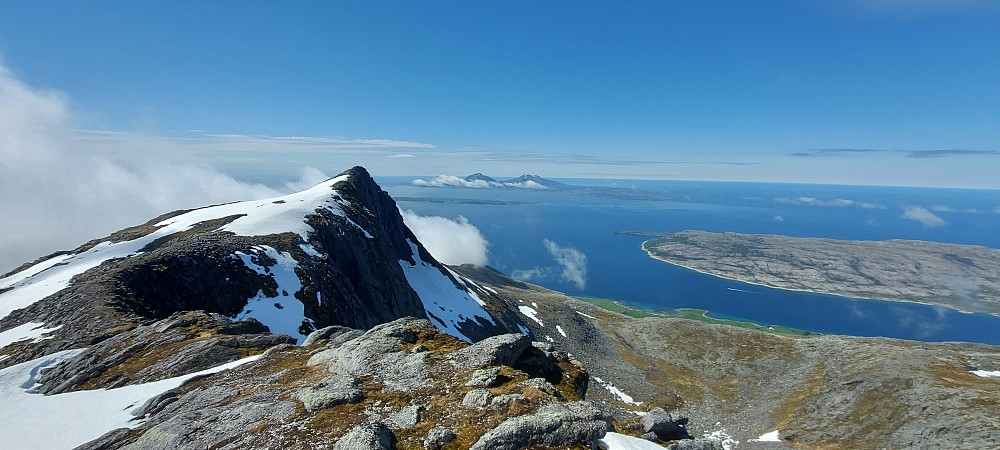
left=775, top=196, right=884, bottom=209
left=0, top=61, right=324, bottom=273
left=412, top=175, right=547, bottom=189
left=902, top=206, right=947, bottom=228
left=399, top=209, right=489, bottom=266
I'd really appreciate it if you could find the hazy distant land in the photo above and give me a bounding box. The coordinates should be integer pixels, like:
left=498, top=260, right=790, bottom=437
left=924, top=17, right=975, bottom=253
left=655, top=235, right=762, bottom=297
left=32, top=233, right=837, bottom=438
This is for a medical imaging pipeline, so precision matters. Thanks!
left=636, top=230, right=1000, bottom=315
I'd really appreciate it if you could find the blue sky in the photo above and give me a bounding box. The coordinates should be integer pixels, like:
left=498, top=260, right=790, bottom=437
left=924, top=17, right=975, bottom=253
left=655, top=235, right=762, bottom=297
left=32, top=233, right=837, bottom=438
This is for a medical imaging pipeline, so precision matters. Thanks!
left=1, top=1, right=999, bottom=187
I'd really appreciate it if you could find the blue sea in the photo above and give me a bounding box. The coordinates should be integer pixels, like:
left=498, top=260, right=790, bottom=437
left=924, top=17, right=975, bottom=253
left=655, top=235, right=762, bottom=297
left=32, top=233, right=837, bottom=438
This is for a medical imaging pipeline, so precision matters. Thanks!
left=378, top=177, right=1000, bottom=345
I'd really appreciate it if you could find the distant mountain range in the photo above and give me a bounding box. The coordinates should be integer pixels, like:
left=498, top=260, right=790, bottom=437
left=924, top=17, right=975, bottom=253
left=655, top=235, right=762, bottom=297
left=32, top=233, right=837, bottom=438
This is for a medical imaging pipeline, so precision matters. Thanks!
left=463, top=173, right=564, bottom=188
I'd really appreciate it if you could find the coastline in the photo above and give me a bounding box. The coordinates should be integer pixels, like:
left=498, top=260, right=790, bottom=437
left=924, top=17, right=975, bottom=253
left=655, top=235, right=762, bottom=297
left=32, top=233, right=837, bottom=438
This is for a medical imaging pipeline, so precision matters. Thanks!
left=571, top=295, right=814, bottom=336
left=639, top=243, right=992, bottom=318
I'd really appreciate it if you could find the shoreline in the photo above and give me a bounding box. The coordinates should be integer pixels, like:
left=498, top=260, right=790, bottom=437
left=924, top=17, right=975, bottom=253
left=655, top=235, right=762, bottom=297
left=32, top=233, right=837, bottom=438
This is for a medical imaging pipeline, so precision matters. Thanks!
left=571, top=295, right=814, bottom=336
left=640, top=244, right=993, bottom=318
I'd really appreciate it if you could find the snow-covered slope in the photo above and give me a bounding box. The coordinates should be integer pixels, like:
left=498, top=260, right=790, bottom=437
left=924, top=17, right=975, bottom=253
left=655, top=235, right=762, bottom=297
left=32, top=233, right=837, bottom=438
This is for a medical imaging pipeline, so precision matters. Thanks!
left=0, top=350, right=260, bottom=449
left=398, top=240, right=495, bottom=343
left=0, top=174, right=350, bottom=323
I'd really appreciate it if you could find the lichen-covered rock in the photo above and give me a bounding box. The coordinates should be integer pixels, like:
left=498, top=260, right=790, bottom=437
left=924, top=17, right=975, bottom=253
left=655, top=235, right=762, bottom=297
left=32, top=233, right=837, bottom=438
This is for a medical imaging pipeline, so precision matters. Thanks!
left=385, top=405, right=422, bottom=429
left=333, top=422, right=396, bottom=450
left=519, top=377, right=564, bottom=399
left=491, top=394, right=526, bottom=406
left=465, top=367, right=502, bottom=387
left=667, top=438, right=726, bottom=450
left=469, top=401, right=611, bottom=450
left=463, top=389, right=493, bottom=407
left=423, top=426, right=456, bottom=450
left=642, top=407, right=686, bottom=440
left=302, top=325, right=358, bottom=347
left=295, top=374, right=363, bottom=412
left=449, top=333, right=531, bottom=370
left=307, top=318, right=432, bottom=392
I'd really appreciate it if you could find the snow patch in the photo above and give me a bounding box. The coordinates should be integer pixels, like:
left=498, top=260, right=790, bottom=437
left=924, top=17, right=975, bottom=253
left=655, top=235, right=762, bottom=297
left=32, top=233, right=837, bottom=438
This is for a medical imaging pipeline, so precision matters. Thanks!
left=299, top=243, right=322, bottom=257
left=234, top=246, right=307, bottom=344
left=599, top=432, right=665, bottom=450
left=556, top=325, right=567, bottom=337
left=516, top=323, right=530, bottom=336
left=0, top=350, right=260, bottom=449
left=704, top=425, right=739, bottom=450
left=751, top=430, right=781, bottom=442
left=592, top=376, right=642, bottom=406
left=398, top=240, right=495, bottom=343
left=576, top=310, right=597, bottom=319
left=972, top=370, right=1000, bottom=378
left=518, top=305, right=544, bottom=326
left=545, top=335, right=554, bottom=342
left=0, top=322, right=63, bottom=348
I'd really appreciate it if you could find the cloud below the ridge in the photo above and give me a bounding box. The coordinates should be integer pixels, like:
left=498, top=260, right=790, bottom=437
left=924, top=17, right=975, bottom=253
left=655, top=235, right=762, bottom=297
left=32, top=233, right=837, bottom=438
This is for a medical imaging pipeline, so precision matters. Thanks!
left=775, top=197, right=884, bottom=209
left=902, top=206, right=946, bottom=228
left=544, top=239, right=588, bottom=290
left=399, top=209, right=489, bottom=266
left=0, top=61, right=325, bottom=273
left=510, top=239, right=589, bottom=291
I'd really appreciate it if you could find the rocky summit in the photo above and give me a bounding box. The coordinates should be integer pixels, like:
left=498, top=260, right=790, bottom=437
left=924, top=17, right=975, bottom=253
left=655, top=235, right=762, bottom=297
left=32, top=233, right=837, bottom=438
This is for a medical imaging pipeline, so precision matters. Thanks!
left=1, top=166, right=999, bottom=449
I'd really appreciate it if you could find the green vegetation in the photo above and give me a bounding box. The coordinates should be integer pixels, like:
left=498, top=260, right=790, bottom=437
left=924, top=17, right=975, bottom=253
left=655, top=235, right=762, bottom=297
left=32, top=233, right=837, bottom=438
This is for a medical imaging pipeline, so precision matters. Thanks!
left=572, top=296, right=666, bottom=318
left=572, top=296, right=815, bottom=336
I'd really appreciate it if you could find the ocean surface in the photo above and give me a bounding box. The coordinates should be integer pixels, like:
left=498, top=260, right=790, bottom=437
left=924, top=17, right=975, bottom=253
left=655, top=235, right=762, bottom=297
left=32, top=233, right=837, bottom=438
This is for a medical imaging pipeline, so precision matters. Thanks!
left=377, top=176, right=1000, bottom=345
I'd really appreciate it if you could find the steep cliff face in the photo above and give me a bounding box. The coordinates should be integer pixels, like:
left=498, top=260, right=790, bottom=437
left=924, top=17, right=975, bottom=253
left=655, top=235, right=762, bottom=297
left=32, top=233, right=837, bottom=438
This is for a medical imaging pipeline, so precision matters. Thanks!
left=0, top=166, right=504, bottom=369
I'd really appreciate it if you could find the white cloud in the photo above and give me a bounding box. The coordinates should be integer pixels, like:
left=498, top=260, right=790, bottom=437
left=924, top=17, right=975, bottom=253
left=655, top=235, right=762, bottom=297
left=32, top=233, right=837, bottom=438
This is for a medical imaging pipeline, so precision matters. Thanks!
left=502, top=180, right=548, bottom=189
left=995, top=206, right=1000, bottom=214
left=0, top=61, right=324, bottom=273
left=282, top=166, right=330, bottom=192
left=543, top=239, right=588, bottom=290
left=775, top=197, right=884, bottom=209
left=930, top=205, right=982, bottom=214
left=773, top=215, right=784, bottom=221
left=388, top=153, right=416, bottom=159
left=902, top=206, right=946, bottom=228
left=412, top=175, right=500, bottom=188
left=511, top=267, right=550, bottom=283
left=399, top=209, right=489, bottom=266
left=411, top=175, right=550, bottom=189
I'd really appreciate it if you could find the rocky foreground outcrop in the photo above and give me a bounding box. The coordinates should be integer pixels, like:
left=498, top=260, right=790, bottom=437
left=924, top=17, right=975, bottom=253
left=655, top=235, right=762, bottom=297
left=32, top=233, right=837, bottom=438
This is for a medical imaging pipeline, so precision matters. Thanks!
left=76, top=316, right=608, bottom=449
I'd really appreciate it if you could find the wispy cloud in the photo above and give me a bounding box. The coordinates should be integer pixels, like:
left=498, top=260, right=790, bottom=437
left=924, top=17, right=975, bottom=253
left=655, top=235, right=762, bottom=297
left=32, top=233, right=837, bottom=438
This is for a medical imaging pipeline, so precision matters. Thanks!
left=790, top=148, right=879, bottom=157
left=930, top=205, right=982, bottom=214
left=399, top=209, right=489, bottom=266
left=543, top=239, right=588, bottom=290
left=388, top=154, right=416, bottom=159
left=510, top=239, right=588, bottom=290
left=903, top=149, right=1000, bottom=158
left=200, top=134, right=436, bottom=149
left=792, top=148, right=999, bottom=159
left=775, top=197, right=884, bottom=209
left=902, top=206, right=947, bottom=227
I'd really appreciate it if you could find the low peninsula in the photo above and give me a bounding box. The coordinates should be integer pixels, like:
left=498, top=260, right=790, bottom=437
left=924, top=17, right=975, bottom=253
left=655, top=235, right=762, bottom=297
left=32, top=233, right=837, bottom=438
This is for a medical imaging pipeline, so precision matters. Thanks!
left=638, top=230, right=1000, bottom=315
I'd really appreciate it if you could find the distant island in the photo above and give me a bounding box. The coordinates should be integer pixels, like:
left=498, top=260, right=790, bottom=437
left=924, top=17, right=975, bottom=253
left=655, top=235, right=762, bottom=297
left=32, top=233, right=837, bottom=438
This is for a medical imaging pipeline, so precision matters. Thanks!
left=638, top=230, right=1000, bottom=316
